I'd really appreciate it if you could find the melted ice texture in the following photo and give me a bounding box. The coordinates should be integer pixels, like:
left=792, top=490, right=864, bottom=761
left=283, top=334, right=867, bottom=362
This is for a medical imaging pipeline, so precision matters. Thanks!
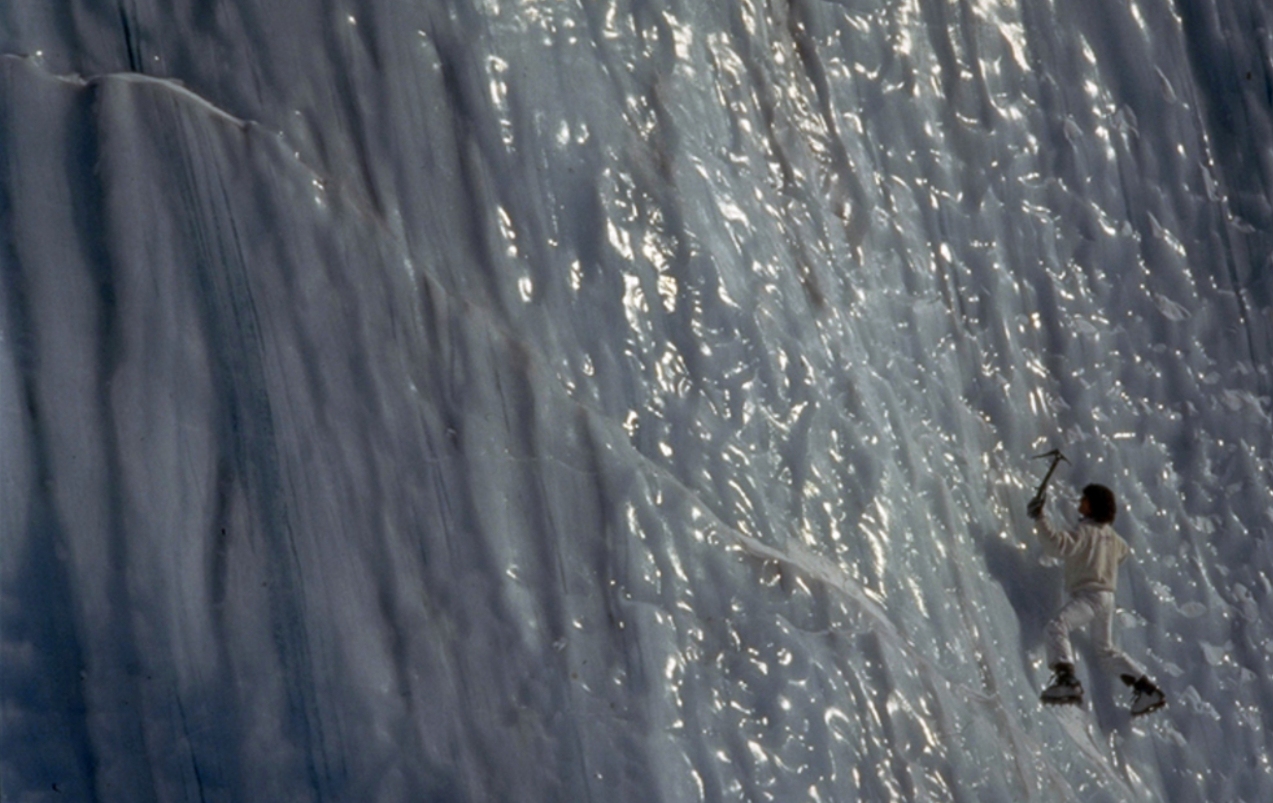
left=2, top=1, right=1272, bottom=801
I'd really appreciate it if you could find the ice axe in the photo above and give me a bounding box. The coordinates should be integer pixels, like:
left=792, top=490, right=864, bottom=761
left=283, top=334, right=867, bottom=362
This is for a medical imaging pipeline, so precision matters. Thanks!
left=1029, top=448, right=1068, bottom=508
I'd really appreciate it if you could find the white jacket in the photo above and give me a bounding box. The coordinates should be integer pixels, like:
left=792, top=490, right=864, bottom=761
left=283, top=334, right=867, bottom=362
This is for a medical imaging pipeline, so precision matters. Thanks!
left=1035, top=515, right=1130, bottom=593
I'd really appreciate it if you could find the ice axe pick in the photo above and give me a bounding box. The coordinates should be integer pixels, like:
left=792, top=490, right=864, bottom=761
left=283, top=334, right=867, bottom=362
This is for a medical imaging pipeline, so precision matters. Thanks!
left=1029, top=448, right=1068, bottom=507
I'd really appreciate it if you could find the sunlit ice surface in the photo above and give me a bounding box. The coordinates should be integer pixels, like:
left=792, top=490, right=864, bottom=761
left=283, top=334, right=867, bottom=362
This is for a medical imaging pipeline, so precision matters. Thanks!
left=2, top=0, right=1272, bottom=800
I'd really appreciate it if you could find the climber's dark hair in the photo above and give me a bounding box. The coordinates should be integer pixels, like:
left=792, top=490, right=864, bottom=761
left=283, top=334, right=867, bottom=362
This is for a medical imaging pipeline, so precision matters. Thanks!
left=1083, top=484, right=1117, bottom=524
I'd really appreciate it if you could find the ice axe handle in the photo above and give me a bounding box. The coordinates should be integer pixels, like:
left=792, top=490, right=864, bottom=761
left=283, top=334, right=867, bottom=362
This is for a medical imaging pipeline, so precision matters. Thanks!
left=1029, top=449, right=1068, bottom=506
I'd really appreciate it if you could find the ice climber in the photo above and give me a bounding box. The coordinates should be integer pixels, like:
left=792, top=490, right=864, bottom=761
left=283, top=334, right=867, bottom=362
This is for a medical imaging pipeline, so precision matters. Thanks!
left=1027, top=483, right=1166, bottom=716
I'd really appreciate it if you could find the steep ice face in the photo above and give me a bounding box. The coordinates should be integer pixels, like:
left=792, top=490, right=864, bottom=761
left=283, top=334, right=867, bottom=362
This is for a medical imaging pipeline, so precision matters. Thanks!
left=2, top=1, right=1272, bottom=801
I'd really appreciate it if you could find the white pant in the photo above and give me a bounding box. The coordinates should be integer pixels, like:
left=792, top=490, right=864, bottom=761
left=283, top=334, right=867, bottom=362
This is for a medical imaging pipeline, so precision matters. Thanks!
left=1046, top=589, right=1145, bottom=680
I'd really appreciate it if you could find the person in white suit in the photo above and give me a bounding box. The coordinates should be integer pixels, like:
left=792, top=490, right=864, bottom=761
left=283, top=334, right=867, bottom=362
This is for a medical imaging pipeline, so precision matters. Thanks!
left=1028, top=483, right=1166, bottom=716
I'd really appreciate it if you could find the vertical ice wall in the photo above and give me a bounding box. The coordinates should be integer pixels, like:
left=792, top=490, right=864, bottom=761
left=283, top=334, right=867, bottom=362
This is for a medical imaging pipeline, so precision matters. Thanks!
left=2, top=1, right=1272, bottom=801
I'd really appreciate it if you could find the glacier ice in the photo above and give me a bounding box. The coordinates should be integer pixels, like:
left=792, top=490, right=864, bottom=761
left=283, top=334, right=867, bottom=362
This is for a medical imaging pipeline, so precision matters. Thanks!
left=2, top=1, right=1272, bottom=801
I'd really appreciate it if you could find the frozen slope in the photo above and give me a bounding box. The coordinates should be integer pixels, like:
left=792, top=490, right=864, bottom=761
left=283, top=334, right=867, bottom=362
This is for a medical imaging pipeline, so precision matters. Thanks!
left=2, top=0, right=1272, bottom=800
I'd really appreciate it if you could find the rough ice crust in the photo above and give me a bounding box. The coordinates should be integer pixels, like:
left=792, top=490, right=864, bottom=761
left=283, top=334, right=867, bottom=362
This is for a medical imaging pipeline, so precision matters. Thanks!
left=2, top=1, right=1272, bottom=801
